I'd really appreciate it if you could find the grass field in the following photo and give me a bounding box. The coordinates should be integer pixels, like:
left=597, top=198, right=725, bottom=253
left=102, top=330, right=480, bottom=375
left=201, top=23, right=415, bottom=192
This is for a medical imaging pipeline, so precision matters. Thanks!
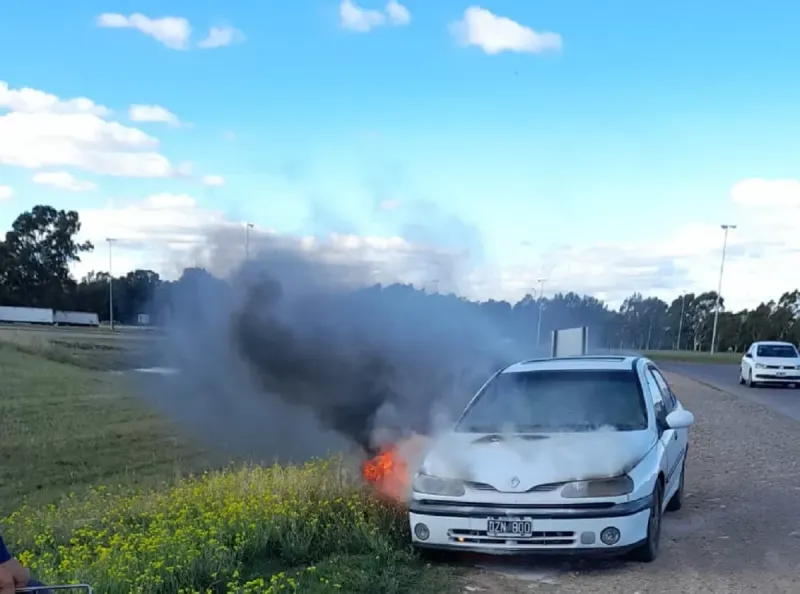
left=0, top=325, right=162, bottom=370
left=0, top=327, right=456, bottom=593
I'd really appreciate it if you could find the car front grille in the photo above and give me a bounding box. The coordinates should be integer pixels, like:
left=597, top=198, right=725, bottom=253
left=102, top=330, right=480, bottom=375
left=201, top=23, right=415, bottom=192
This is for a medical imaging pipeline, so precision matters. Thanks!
left=448, top=528, right=576, bottom=546
left=464, top=481, right=565, bottom=493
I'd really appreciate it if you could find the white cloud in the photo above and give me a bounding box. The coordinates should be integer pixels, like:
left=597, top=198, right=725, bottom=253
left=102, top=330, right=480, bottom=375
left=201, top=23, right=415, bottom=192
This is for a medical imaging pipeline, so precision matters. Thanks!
left=33, top=171, right=96, bottom=192
left=340, top=0, right=385, bottom=32
left=0, top=80, right=175, bottom=178
left=339, top=0, right=410, bottom=32
left=477, top=180, right=800, bottom=310
left=71, top=193, right=463, bottom=288
left=67, top=176, right=800, bottom=313
left=0, top=185, right=12, bottom=202
left=378, top=199, right=401, bottom=211
left=0, top=81, right=110, bottom=117
left=129, top=104, right=180, bottom=126
left=97, top=13, right=192, bottom=50
left=730, top=178, right=800, bottom=208
left=451, top=7, right=562, bottom=55
left=386, top=0, right=411, bottom=26
left=201, top=175, right=225, bottom=186
left=0, top=111, right=173, bottom=176
left=198, top=26, right=245, bottom=49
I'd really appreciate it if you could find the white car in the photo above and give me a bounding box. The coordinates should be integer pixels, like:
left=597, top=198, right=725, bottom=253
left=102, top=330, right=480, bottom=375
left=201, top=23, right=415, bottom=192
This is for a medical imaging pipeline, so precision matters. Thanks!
left=739, top=341, right=800, bottom=388
left=408, top=355, right=694, bottom=562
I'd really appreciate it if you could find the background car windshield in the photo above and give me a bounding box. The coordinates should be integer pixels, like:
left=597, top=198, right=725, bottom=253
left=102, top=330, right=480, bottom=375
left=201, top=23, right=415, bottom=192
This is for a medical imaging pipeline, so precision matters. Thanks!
left=455, top=369, right=647, bottom=433
left=756, top=344, right=798, bottom=358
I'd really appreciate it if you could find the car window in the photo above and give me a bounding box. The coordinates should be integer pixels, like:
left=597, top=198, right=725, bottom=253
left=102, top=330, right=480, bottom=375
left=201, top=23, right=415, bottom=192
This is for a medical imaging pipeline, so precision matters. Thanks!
left=756, top=344, right=799, bottom=358
left=643, top=369, right=667, bottom=424
left=455, top=369, right=648, bottom=433
left=649, top=367, right=677, bottom=413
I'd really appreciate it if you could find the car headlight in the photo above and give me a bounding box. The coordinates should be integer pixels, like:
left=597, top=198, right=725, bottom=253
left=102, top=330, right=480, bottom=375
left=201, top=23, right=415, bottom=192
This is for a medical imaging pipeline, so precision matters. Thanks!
left=412, top=473, right=466, bottom=497
left=560, top=476, right=634, bottom=498
left=755, top=363, right=766, bottom=369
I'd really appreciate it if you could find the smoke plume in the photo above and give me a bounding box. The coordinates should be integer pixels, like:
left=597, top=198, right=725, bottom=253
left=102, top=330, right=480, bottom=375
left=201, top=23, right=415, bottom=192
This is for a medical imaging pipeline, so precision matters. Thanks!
left=138, top=224, right=527, bottom=465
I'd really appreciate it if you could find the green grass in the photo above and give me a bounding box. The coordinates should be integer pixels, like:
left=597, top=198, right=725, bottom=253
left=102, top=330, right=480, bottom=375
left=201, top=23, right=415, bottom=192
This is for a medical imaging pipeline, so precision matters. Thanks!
left=0, top=331, right=457, bottom=593
left=0, top=326, right=161, bottom=370
left=642, top=349, right=741, bottom=364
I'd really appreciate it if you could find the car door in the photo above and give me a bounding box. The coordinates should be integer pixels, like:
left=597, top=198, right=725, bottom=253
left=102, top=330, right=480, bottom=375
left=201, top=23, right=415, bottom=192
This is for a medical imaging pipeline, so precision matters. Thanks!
left=741, top=344, right=755, bottom=380
left=647, top=365, right=685, bottom=496
left=641, top=367, right=673, bottom=496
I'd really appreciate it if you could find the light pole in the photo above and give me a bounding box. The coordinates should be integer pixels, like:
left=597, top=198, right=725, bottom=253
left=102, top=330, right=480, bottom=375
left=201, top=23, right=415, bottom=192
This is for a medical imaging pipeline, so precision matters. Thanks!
left=709, top=224, right=736, bottom=354
left=106, top=238, right=117, bottom=331
left=676, top=293, right=686, bottom=351
left=535, top=278, right=547, bottom=347
left=245, top=222, right=254, bottom=260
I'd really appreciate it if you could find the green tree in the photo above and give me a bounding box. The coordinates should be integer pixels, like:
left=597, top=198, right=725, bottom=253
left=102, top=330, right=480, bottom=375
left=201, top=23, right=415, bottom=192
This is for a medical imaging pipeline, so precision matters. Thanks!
left=0, top=205, right=93, bottom=308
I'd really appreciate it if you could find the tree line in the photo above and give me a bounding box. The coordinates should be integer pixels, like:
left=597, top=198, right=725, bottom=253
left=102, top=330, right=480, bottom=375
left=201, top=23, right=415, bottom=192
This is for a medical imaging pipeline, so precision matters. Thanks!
left=1, top=204, right=798, bottom=352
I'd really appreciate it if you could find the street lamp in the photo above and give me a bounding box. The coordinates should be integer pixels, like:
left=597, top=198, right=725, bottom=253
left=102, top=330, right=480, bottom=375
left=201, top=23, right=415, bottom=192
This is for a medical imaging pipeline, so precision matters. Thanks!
left=709, top=224, right=736, bottom=354
left=106, top=238, right=117, bottom=331
left=676, top=293, right=686, bottom=351
left=245, top=222, right=254, bottom=260
left=535, top=278, right=547, bottom=347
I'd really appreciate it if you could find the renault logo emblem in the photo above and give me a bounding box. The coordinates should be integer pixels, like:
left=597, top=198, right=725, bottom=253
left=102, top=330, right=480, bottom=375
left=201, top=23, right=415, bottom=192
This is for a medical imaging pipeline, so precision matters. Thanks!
left=510, top=476, right=520, bottom=488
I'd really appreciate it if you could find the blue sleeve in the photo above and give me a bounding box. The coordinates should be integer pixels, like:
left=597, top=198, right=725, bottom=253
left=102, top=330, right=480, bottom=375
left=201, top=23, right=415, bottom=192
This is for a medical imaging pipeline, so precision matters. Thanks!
left=0, top=534, right=11, bottom=563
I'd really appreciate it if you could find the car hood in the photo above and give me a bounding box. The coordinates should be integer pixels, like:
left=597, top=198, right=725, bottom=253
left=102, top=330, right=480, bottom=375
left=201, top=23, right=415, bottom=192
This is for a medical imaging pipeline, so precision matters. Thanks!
left=420, top=430, right=655, bottom=493
left=754, top=357, right=800, bottom=367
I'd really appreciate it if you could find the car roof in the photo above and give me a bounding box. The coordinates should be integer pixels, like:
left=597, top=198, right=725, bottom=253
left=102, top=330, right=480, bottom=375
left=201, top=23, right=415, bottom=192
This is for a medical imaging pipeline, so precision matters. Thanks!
left=502, top=355, right=641, bottom=374
left=753, top=341, right=797, bottom=347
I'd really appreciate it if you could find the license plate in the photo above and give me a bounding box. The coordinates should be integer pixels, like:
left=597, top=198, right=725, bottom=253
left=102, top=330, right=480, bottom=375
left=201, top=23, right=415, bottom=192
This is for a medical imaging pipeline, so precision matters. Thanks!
left=486, top=517, right=534, bottom=538
left=777, top=371, right=787, bottom=376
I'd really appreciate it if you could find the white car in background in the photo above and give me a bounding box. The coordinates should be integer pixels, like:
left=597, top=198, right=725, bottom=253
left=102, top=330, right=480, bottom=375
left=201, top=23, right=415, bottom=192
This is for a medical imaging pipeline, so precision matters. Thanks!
left=409, top=355, right=694, bottom=562
left=739, top=341, right=800, bottom=388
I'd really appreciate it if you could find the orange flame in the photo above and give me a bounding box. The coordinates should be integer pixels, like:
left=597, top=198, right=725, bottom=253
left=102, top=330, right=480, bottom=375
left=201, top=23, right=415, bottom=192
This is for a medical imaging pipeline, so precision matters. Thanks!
left=361, top=433, right=431, bottom=502
left=362, top=444, right=410, bottom=502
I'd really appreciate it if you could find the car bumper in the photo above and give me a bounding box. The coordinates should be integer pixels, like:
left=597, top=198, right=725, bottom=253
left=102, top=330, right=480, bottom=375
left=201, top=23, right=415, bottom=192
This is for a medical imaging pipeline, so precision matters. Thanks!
left=408, top=496, right=652, bottom=555
left=753, top=373, right=800, bottom=384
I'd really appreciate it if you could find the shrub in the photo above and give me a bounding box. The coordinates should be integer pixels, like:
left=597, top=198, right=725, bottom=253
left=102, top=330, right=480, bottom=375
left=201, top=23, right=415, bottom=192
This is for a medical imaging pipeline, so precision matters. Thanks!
left=2, top=458, right=420, bottom=594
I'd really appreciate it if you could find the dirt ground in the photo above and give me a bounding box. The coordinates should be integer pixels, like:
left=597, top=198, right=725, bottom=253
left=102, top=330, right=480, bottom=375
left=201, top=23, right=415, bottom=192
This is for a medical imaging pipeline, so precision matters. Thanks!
left=454, top=372, right=800, bottom=593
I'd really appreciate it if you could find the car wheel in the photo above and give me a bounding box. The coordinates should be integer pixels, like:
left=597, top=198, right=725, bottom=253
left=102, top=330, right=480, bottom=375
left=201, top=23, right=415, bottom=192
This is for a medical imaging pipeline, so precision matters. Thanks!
left=746, top=370, right=757, bottom=388
left=666, top=461, right=685, bottom=512
left=629, top=480, right=662, bottom=563
left=738, top=370, right=745, bottom=385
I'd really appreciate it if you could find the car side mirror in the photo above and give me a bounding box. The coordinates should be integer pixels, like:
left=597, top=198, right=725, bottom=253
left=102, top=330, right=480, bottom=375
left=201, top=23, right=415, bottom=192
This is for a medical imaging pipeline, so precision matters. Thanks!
left=743, top=353, right=752, bottom=359
left=665, top=409, right=694, bottom=429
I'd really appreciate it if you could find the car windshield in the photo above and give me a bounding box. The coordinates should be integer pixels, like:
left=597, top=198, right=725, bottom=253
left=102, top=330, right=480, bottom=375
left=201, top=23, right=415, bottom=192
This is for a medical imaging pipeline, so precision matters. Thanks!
left=756, top=344, right=798, bottom=358
left=455, top=369, right=648, bottom=433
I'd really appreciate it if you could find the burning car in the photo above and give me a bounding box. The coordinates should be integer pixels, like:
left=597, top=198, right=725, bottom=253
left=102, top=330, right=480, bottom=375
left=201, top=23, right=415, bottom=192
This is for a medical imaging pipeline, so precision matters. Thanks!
left=406, top=355, right=694, bottom=561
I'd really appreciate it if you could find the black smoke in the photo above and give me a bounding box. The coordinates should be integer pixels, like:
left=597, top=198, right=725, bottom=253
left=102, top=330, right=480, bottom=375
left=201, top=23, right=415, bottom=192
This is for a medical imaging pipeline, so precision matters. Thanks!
left=140, top=231, right=527, bottom=464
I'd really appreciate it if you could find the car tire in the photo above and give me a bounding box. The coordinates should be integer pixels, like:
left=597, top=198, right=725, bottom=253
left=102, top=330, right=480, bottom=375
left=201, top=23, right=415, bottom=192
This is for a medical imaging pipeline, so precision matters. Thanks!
left=629, top=480, right=663, bottom=563
left=746, top=370, right=757, bottom=388
left=666, top=461, right=685, bottom=512
left=738, top=371, right=745, bottom=385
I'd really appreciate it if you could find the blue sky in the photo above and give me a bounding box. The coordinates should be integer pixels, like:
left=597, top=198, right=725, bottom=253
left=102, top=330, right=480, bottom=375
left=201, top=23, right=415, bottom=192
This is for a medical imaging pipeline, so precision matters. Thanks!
left=1, top=1, right=799, bottom=306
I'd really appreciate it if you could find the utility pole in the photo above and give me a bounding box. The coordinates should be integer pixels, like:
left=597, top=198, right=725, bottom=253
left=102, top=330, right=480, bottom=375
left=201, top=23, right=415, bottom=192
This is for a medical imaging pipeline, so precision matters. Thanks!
left=245, top=222, right=254, bottom=260
left=535, top=278, right=547, bottom=347
left=106, top=238, right=117, bottom=331
left=676, top=293, right=686, bottom=350
left=710, top=224, right=736, bottom=354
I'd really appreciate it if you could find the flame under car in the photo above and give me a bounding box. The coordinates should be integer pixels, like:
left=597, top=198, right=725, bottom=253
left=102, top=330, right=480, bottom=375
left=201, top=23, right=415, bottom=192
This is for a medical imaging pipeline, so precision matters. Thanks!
left=406, top=355, right=694, bottom=562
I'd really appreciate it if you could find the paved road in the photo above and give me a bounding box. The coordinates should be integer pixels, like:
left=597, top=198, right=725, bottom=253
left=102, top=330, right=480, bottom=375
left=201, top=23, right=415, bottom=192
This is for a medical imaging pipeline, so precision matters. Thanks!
left=456, top=372, right=800, bottom=594
left=659, top=361, right=800, bottom=422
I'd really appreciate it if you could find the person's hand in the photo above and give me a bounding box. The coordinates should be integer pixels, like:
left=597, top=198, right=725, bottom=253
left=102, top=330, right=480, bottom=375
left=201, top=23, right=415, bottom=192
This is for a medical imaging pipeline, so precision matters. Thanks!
left=0, top=564, right=15, bottom=594
left=0, top=558, right=30, bottom=592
